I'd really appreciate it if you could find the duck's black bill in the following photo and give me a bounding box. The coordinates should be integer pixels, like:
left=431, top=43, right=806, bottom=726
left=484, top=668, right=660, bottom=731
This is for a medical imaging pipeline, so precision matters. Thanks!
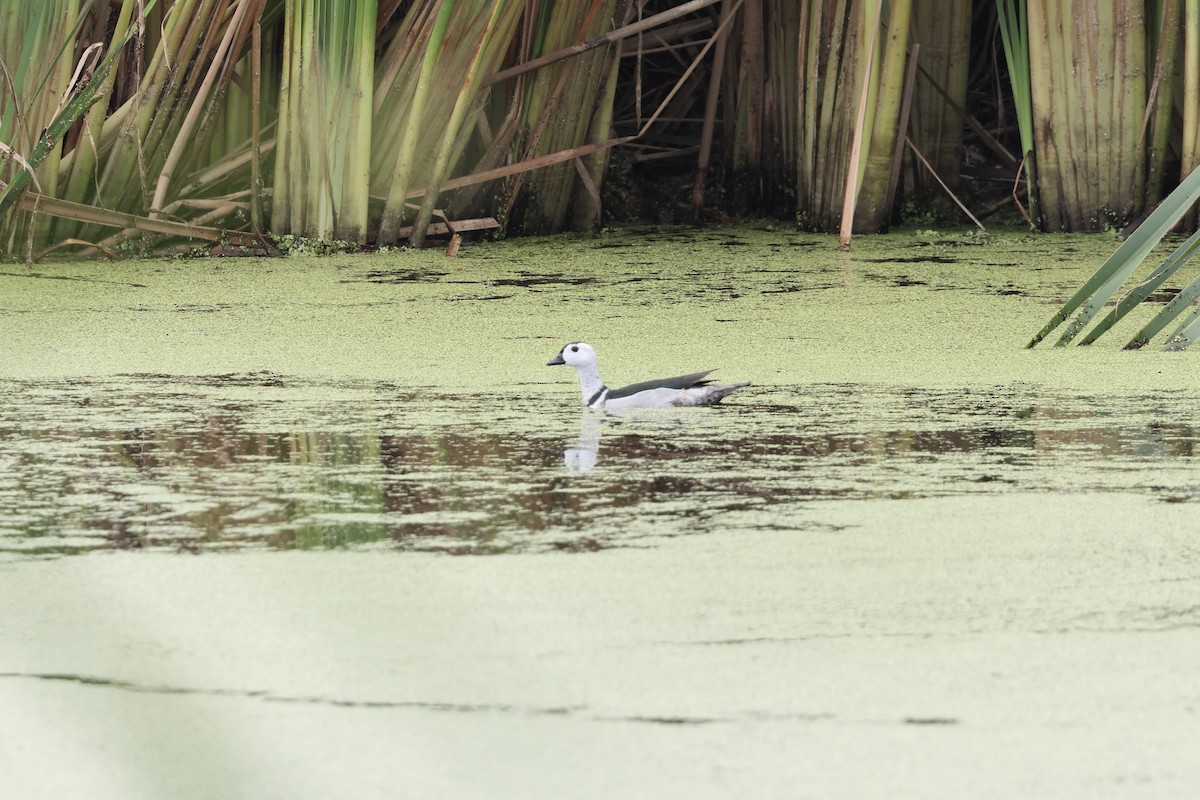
left=546, top=353, right=566, bottom=366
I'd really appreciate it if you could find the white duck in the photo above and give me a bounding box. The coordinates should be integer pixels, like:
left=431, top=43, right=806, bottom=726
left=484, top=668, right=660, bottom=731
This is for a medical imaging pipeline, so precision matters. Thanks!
left=547, top=342, right=749, bottom=409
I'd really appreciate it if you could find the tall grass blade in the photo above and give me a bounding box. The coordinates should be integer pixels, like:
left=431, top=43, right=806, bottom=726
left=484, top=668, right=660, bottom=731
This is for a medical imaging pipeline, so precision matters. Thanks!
left=1124, top=256, right=1200, bottom=348
left=1027, top=164, right=1200, bottom=347
left=1162, top=302, right=1200, bottom=350
left=0, top=0, right=160, bottom=220
left=852, top=0, right=914, bottom=232
left=1079, top=227, right=1200, bottom=346
left=375, top=0, right=456, bottom=243
left=407, top=1, right=521, bottom=246
left=995, top=0, right=1035, bottom=211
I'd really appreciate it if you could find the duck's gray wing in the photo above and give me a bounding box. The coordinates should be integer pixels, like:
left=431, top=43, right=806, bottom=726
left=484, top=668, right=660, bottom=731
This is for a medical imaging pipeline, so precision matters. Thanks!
left=606, top=370, right=714, bottom=400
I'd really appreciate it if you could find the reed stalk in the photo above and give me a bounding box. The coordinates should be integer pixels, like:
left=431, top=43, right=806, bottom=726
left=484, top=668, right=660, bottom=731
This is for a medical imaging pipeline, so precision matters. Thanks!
left=271, top=0, right=377, bottom=242
left=406, top=1, right=522, bottom=246
left=908, top=0, right=970, bottom=197
left=0, top=0, right=164, bottom=251
left=997, top=0, right=1036, bottom=219
left=250, top=19, right=263, bottom=231
left=150, top=0, right=261, bottom=217
left=63, top=0, right=262, bottom=245
left=334, top=0, right=377, bottom=242
left=9, top=0, right=1198, bottom=256
left=794, top=0, right=923, bottom=233
left=374, top=0, right=455, bottom=243
left=1027, top=0, right=1146, bottom=231
left=1181, top=0, right=1200, bottom=227
left=512, top=0, right=628, bottom=235
left=371, top=0, right=526, bottom=244
left=838, top=0, right=884, bottom=247
left=798, top=0, right=853, bottom=229
left=692, top=0, right=734, bottom=214
left=726, top=0, right=764, bottom=212
left=1145, top=0, right=1179, bottom=205
left=852, top=0, right=913, bottom=231
left=572, top=33, right=623, bottom=231
left=760, top=0, right=799, bottom=206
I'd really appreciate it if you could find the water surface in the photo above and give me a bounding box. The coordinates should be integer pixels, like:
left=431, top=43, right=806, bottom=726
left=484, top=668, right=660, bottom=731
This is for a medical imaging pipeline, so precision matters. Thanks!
left=1, top=227, right=1197, bottom=799
left=1, top=375, right=1198, bottom=558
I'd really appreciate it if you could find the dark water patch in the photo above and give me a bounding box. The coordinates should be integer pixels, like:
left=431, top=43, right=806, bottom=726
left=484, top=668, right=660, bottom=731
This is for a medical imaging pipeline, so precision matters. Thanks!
left=861, top=272, right=936, bottom=287
left=761, top=284, right=837, bottom=294
left=1145, top=288, right=1181, bottom=303
left=198, top=371, right=292, bottom=387
left=2, top=378, right=1198, bottom=559
left=447, top=294, right=516, bottom=302
left=174, top=303, right=233, bottom=313
left=862, top=255, right=957, bottom=264
left=909, top=238, right=990, bottom=248
left=340, top=269, right=449, bottom=284
left=488, top=274, right=599, bottom=288
left=0, top=270, right=148, bottom=288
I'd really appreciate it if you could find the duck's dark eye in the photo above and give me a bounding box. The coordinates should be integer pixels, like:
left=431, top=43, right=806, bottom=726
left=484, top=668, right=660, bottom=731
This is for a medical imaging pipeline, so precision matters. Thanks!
left=570, top=345, right=579, bottom=352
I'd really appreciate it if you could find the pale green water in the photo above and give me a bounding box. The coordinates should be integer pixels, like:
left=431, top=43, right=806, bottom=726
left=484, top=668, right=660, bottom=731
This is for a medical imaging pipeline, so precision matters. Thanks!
left=0, top=227, right=1197, bottom=798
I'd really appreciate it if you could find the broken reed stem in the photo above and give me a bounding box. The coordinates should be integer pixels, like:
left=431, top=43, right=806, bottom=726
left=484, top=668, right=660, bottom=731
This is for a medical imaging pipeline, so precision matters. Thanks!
left=839, top=0, right=885, bottom=250
left=19, top=192, right=258, bottom=244
left=690, top=0, right=733, bottom=214
left=906, top=135, right=985, bottom=231
left=883, top=42, right=919, bottom=216
left=483, top=0, right=723, bottom=87
left=638, top=0, right=744, bottom=136
left=250, top=18, right=262, bottom=231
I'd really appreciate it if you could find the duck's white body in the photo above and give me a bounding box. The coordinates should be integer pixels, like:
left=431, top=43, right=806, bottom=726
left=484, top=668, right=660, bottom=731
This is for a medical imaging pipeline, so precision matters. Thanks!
left=547, top=342, right=749, bottom=409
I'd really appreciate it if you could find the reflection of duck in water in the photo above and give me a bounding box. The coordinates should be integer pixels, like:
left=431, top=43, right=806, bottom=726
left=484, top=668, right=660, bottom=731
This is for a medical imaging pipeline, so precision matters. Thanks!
left=563, top=412, right=603, bottom=472
left=547, top=342, right=749, bottom=410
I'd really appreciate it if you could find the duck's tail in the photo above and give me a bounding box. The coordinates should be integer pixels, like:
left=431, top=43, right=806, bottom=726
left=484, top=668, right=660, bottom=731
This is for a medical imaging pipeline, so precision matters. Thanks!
left=673, top=381, right=751, bottom=407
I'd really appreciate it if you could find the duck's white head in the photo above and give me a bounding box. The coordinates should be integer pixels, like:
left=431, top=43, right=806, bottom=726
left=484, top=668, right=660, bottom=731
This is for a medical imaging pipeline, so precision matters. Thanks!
left=547, top=342, right=598, bottom=369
